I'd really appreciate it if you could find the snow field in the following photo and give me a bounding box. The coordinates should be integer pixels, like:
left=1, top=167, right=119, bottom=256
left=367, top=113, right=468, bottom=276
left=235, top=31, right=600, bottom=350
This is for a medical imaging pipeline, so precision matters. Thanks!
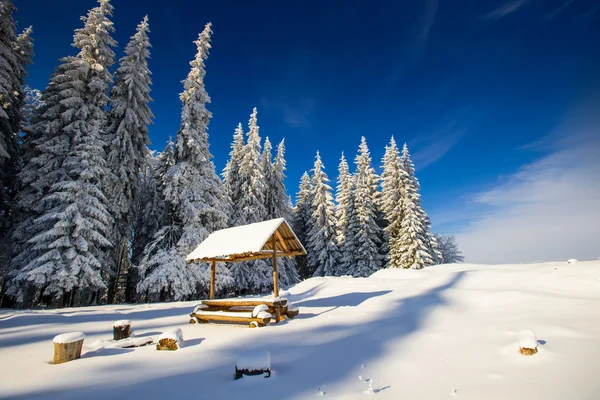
left=1, top=262, right=600, bottom=399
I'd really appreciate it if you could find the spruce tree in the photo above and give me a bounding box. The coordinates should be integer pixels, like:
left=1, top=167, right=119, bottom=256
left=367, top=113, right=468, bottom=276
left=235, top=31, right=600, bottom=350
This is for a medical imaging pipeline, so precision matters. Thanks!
left=346, top=137, right=383, bottom=277
left=237, top=107, right=270, bottom=293
left=0, top=6, right=33, bottom=304
left=106, top=15, right=153, bottom=241
left=380, top=137, right=407, bottom=268
left=11, top=0, right=117, bottom=305
left=104, top=16, right=153, bottom=302
left=293, top=171, right=313, bottom=279
left=307, top=152, right=339, bottom=277
left=272, top=139, right=299, bottom=286
left=239, top=107, right=267, bottom=223
left=138, top=23, right=231, bottom=301
left=335, top=153, right=352, bottom=251
left=339, top=178, right=358, bottom=276
left=222, top=122, right=244, bottom=226
left=399, top=143, right=442, bottom=266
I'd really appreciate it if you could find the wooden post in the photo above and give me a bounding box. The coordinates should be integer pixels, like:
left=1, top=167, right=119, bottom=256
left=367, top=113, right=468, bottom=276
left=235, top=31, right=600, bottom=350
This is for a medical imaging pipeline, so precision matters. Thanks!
left=272, top=234, right=279, bottom=298
left=210, top=261, right=216, bottom=300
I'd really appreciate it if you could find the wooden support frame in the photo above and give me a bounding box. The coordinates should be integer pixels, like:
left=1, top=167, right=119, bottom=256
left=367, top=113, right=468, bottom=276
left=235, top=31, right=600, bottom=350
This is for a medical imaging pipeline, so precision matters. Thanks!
left=210, top=261, right=216, bottom=300
left=190, top=219, right=306, bottom=303
left=272, top=234, right=279, bottom=298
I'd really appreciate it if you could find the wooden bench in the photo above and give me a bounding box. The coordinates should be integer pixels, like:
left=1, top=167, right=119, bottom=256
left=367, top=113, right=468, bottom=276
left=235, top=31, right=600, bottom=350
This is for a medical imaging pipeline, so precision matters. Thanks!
left=189, top=298, right=298, bottom=327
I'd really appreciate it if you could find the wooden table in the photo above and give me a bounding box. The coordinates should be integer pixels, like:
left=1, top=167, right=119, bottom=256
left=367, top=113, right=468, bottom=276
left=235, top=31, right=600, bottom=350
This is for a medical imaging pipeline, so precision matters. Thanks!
left=189, top=298, right=298, bottom=327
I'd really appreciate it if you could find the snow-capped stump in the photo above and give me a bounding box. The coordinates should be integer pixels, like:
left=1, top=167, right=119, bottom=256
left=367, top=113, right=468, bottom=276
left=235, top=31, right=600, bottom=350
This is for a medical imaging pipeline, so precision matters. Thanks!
left=53, top=332, right=85, bottom=364
left=235, top=349, right=271, bottom=379
left=567, top=259, right=579, bottom=264
left=156, top=328, right=183, bottom=351
left=518, top=329, right=538, bottom=355
left=285, top=303, right=299, bottom=319
left=113, top=320, right=131, bottom=340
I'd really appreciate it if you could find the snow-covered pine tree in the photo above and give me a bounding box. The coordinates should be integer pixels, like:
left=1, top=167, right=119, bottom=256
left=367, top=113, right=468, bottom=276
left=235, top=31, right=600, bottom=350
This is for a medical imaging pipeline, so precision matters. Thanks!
left=137, top=23, right=231, bottom=301
left=106, top=16, right=153, bottom=239
left=380, top=136, right=407, bottom=268
left=222, top=122, right=245, bottom=226
left=10, top=0, right=117, bottom=306
left=293, top=171, right=313, bottom=278
left=260, top=137, right=274, bottom=216
left=434, top=234, right=464, bottom=263
left=400, top=143, right=442, bottom=266
left=0, top=10, right=33, bottom=305
left=346, top=137, right=383, bottom=277
left=272, top=139, right=300, bottom=286
left=335, top=153, right=351, bottom=251
left=396, top=143, right=433, bottom=269
left=0, top=0, right=19, bottom=165
left=339, top=176, right=358, bottom=276
left=104, top=16, right=153, bottom=302
left=306, top=152, right=340, bottom=277
left=239, top=107, right=267, bottom=224
left=237, top=107, right=271, bottom=293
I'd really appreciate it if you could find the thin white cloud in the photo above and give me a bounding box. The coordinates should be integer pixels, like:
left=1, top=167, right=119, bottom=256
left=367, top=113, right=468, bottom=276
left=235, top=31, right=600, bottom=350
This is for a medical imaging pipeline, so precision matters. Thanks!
left=412, top=125, right=467, bottom=170
left=483, top=0, right=529, bottom=21
left=455, top=99, right=600, bottom=264
left=387, top=0, right=438, bottom=84
left=543, top=0, right=575, bottom=21
left=261, top=97, right=315, bottom=129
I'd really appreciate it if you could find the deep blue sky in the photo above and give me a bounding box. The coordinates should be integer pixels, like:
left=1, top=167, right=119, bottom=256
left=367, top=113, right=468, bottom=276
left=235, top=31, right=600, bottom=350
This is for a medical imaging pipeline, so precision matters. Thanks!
left=16, top=0, right=600, bottom=261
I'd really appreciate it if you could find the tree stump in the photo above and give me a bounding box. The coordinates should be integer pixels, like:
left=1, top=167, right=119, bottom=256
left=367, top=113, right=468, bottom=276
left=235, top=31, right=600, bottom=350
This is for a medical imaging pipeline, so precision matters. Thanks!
left=518, top=329, right=538, bottom=356
left=235, top=350, right=271, bottom=379
left=156, top=328, right=183, bottom=351
left=53, top=332, right=85, bottom=364
left=113, top=320, right=131, bottom=341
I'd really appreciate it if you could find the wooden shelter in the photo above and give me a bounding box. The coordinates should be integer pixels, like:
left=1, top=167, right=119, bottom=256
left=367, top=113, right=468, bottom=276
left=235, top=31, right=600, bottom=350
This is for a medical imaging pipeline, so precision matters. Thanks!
left=186, top=218, right=306, bottom=299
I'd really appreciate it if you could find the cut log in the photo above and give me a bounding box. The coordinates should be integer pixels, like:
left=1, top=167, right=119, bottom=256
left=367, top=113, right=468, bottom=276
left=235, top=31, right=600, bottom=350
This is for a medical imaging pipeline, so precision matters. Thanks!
left=518, top=329, right=538, bottom=356
left=519, top=347, right=538, bottom=356
left=201, top=298, right=287, bottom=309
left=194, top=310, right=271, bottom=326
left=285, top=309, right=299, bottom=318
left=156, top=328, right=183, bottom=351
left=53, top=332, right=85, bottom=364
left=113, top=320, right=131, bottom=341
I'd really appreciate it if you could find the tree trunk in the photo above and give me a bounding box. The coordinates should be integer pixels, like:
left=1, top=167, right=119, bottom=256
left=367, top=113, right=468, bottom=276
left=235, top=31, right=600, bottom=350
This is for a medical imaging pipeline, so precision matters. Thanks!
left=53, top=339, right=84, bottom=364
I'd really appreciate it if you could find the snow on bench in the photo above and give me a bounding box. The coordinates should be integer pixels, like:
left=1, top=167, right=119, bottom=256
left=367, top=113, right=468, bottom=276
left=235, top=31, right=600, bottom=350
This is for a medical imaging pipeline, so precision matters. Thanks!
left=235, top=349, right=271, bottom=379
left=190, top=297, right=297, bottom=324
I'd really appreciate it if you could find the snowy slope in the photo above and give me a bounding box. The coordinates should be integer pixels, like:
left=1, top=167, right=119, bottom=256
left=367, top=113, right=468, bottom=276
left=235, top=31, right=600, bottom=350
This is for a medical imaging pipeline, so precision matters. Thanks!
left=1, top=262, right=600, bottom=399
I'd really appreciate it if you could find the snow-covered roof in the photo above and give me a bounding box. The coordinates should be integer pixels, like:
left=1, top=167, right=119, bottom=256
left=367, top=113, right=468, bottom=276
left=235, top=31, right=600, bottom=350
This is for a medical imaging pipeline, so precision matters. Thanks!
left=186, top=218, right=306, bottom=263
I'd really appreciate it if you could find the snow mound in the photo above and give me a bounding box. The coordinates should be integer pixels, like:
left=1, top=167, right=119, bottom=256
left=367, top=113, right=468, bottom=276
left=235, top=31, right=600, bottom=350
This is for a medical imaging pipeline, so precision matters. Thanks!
left=256, top=311, right=272, bottom=320
left=567, top=259, right=579, bottom=264
left=369, top=268, right=426, bottom=280
left=113, top=320, right=131, bottom=327
left=53, top=332, right=85, bottom=344
left=159, top=328, right=183, bottom=343
left=519, top=329, right=538, bottom=349
left=236, top=349, right=271, bottom=371
left=252, top=304, right=269, bottom=317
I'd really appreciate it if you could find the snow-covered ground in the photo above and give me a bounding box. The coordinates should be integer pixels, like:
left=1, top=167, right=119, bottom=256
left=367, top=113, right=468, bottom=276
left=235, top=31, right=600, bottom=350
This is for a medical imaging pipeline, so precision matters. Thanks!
left=1, top=262, right=600, bottom=399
